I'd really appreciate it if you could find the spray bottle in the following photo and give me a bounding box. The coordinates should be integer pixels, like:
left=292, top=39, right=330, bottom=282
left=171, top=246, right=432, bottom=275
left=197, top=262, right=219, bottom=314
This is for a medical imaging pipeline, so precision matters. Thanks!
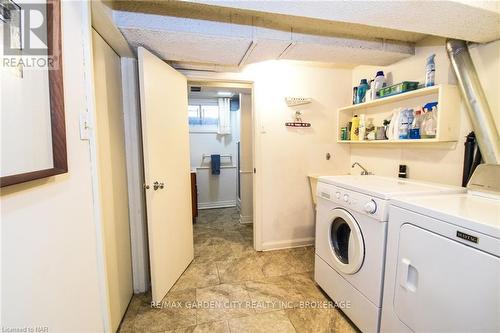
left=425, top=54, right=436, bottom=87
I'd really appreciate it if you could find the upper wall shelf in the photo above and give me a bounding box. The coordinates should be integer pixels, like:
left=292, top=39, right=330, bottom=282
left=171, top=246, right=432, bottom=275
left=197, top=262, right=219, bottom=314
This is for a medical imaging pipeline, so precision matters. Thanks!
left=337, top=84, right=461, bottom=144
left=338, top=85, right=441, bottom=113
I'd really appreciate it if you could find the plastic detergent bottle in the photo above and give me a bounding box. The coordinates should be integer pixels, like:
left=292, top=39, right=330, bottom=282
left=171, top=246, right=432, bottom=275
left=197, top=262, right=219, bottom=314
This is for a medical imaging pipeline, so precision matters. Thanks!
left=359, top=114, right=366, bottom=141
left=387, top=108, right=402, bottom=140
left=407, top=109, right=415, bottom=137
left=409, top=108, right=423, bottom=139
left=425, top=54, right=436, bottom=87
left=356, top=79, right=369, bottom=104
left=373, top=71, right=385, bottom=99
left=350, top=114, right=360, bottom=141
left=366, top=80, right=374, bottom=102
left=399, top=109, right=410, bottom=139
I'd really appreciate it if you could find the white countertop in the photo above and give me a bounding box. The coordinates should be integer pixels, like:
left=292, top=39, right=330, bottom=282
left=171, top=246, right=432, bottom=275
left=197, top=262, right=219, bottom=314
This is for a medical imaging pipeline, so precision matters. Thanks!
left=391, top=192, right=500, bottom=238
left=318, top=175, right=464, bottom=200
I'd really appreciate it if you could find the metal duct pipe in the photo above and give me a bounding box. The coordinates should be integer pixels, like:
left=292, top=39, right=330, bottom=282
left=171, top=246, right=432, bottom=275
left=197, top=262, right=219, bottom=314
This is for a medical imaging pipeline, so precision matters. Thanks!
left=446, top=39, right=500, bottom=165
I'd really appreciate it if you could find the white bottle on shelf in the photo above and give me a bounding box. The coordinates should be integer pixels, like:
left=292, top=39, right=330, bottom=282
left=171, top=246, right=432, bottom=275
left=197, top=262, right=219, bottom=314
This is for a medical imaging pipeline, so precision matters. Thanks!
left=373, top=71, right=385, bottom=99
left=359, top=114, right=366, bottom=141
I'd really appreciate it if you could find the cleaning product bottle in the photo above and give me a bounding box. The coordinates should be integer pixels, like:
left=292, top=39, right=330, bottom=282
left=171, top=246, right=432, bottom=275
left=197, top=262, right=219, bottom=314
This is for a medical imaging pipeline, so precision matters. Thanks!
left=366, top=118, right=376, bottom=140
left=407, top=109, right=415, bottom=137
left=373, top=70, right=386, bottom=99
left=356, top=79, right=369, bottom=104
left=387, top=108, right=401, bottom=140
left=359, top=114, right=366, bottom=141
left=409, top=108, right=423, bottom=139
left=421, top=102, right=438, bottom=138
left=350, top=114, right=360, bottom=141
left=399, top=109, right=410, bottom=139
left=425, top=54, right=436, bottom=87
left=366, top=80, right=374, bottom=102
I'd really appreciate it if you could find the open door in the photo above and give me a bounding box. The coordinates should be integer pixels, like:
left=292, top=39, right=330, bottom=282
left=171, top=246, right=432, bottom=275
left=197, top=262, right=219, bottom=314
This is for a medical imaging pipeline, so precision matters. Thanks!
left=137, top=47, right=194, bottom=303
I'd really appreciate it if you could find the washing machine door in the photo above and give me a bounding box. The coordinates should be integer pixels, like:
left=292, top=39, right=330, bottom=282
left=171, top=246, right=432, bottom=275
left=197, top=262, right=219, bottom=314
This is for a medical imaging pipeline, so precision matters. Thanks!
left=327, top=208, right=365, bottom=274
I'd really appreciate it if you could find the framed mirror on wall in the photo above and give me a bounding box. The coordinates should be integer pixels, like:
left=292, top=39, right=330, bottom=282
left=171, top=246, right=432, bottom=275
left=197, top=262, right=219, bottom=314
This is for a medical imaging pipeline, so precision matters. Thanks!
left=1, top=0, right=67, bottom=187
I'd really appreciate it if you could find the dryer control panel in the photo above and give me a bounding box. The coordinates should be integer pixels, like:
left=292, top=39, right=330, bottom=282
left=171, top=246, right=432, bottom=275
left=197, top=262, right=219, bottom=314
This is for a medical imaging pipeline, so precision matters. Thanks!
left=316, top=182, right=389, bottom=221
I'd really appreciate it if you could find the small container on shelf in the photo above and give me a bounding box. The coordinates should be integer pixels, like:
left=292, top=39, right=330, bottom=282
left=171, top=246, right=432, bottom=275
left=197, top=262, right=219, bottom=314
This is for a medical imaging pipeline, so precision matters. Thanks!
left=378, top=81, right=419, bottom=98
left=340, top=127, right=348, bottom=140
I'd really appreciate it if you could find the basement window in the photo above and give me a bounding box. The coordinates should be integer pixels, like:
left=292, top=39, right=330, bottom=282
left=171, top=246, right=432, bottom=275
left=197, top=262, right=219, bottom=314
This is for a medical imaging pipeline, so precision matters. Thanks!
left=188, top=104, right=219, bottom=132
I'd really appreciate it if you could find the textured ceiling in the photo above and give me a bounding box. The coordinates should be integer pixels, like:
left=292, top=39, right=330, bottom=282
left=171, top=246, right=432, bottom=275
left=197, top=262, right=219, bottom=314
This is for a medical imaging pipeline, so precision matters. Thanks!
left=112, top=0, right=427, bottom=42
left=114, top=9, right=415, bottom=69
left=187, top=0, right=500, bottom=43
left=110, top=0, right=499, bottom=71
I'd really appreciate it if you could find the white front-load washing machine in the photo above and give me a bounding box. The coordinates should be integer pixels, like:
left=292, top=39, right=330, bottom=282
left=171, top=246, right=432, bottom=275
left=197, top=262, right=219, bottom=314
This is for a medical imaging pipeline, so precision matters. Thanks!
left=314, top=175, right=465, bottom=333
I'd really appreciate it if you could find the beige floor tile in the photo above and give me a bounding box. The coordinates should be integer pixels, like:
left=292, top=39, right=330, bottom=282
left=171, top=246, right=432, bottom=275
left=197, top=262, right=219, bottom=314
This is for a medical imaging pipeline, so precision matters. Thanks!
left=196, top=283, right=255, bottom=324
left=216, top=254, right=266, bottom=283
left=245, top=273, right=325, bottom=313
left=261, top=247, right=315, bottom=277
left=164, top=320, right=230, bottom=333
left=285, top=308, right=337, bottom=333
left=228, top=310, right=296, bottom=333
left=171, top=260, right=220, bottom=292
left=118, top=295, right=146, bottom=332
left=133, top=289, right=196, bottom=332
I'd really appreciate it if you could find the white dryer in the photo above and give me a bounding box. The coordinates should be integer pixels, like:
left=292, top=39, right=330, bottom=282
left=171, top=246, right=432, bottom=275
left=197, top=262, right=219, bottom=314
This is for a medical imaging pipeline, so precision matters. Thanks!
left=314, top=175, right=464, bottom=333
left=381, top=165, right=500, bottom=333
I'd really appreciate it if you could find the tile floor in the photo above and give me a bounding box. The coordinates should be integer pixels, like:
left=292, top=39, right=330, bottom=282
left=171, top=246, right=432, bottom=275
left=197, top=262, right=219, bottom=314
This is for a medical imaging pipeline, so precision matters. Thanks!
left=119, top=207, right=358, bottom=333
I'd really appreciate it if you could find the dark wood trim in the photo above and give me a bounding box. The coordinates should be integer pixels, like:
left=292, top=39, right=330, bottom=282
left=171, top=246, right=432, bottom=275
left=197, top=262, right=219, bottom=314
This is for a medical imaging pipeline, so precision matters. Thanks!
left=1, top=0, right=67, bottom=188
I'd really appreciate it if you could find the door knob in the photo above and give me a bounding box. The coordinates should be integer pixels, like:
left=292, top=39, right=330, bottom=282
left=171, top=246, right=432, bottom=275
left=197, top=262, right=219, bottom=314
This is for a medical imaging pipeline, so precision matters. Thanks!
left=153, top=181, right=165, bottom=190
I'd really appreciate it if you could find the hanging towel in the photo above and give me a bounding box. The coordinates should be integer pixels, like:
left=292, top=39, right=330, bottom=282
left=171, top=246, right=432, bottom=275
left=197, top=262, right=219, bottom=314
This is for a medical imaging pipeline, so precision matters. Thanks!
left=218, top=98, right=231, bottom=135
left=211, top=154, right=221, bottom=175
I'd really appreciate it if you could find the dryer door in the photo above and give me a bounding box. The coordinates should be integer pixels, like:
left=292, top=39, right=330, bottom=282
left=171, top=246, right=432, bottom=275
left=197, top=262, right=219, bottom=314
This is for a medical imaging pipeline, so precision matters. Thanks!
left=328, top=208, right=365, bottom=274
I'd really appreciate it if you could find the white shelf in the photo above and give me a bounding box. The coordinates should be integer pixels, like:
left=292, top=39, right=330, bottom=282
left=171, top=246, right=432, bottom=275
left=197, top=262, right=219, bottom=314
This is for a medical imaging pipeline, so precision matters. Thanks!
left=338, top=85, right=440, bottom=112
left=337, top=139, right=457, bottom=144
left=337, top=84, right=460, bottom=145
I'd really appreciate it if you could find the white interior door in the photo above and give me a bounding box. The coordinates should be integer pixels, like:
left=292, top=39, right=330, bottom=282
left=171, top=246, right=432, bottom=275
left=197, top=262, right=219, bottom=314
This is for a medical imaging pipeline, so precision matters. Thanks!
left=138, top=47, right=194, bottom=303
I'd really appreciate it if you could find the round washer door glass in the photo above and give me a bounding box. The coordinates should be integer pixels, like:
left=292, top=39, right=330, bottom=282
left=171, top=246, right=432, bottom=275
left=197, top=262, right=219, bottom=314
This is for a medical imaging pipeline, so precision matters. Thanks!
left=328, top=208, right=364, bottom=274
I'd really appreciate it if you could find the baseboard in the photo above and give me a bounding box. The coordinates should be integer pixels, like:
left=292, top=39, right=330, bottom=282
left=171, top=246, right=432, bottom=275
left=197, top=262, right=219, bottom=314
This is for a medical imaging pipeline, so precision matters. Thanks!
left=198, top=200, right=236, bottom=210
left=261, top=237, right=315, bottom=251
left=239, top=214, right=253, bottom=224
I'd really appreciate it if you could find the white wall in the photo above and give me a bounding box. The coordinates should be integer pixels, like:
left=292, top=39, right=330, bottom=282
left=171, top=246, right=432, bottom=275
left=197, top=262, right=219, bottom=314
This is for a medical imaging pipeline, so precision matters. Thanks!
left=242, top=61, right=352, bottom=249
left=350, top=37, right=500, bottom=186
left=189, top=99, right=240, bottom=208
left=1, top=2, right=105, bottom=332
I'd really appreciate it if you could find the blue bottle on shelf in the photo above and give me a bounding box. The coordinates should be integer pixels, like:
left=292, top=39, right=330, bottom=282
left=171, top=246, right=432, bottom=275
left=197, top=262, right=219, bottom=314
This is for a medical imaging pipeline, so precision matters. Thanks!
left=356, top=79, right=370, bottom=104
left=425, top=54, right=436, bottom=87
